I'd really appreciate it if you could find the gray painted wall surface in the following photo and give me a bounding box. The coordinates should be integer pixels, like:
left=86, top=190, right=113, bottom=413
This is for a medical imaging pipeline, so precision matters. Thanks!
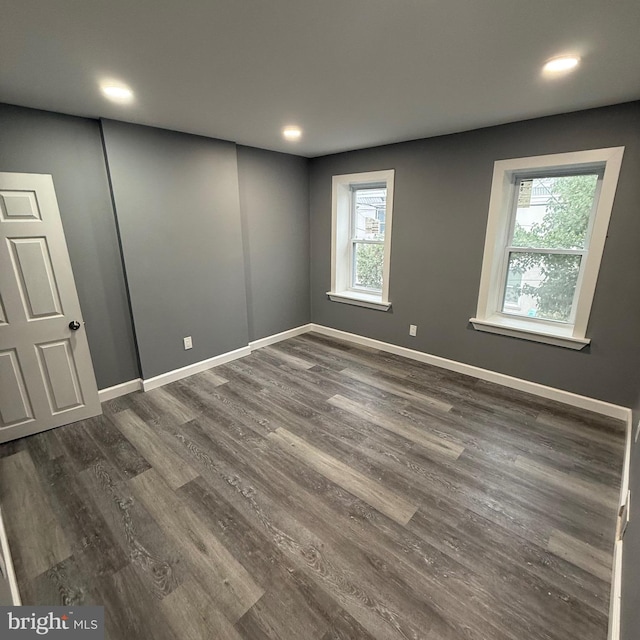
left=309, top=102, right=640, bottom=407
left=237, top=146, right=310, bottom=341
left=0, top=104, right=139, bottom=389
left=101, top=120, right=249, bottom=379
left=621, top=401, right=640, bottom=640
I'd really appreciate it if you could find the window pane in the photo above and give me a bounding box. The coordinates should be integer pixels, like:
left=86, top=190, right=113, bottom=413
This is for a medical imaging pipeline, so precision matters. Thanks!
left=502, top=252, right=582, bottom=322
left=353, top=242, right=383, bottom=291
left=504, top=269, right=522, bottom=308
left=353, top=187, right=386, bottom=241
left=511, top=174, right=598, bottom=250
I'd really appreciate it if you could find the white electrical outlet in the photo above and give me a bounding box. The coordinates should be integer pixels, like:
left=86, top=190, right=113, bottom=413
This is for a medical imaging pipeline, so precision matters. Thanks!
left=409, top=324, right=417, bottom=337
left=183, top=336, right=193, bottom=350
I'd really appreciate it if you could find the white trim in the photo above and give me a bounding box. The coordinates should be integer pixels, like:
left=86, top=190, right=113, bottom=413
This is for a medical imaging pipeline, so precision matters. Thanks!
left=308, top=323, right=630, bottom=420
left=608, top=412, right=632, bottom=640
left=474, top=147, right=625, bottom=347
left=142, top=346, right=251, bottom=391
left=619, top=413, right=633, bottom=525
left=98, top=378, right=143, bottom=402
left=326, top=291, right=391, bottom=311
left=608, top=540, right=623, bottom=640
left=572, top=148, right=625, bottom=336
left=249, top=324, right=313, bottom=351
left=330, top=169, right=395, bottom=308
left=0, top=507, right=21, bottom=605
left=469, top=317, right=590, bottom=350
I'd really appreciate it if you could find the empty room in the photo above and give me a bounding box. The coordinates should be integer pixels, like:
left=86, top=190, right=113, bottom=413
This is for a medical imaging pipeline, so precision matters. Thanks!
left=0, top=2, right=639, bottom=639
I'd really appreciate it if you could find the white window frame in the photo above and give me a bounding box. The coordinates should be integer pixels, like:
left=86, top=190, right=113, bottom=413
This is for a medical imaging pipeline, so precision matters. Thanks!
left=327, top=170, right=395, bottom=311
left=471, top=147, right=624, bottom=350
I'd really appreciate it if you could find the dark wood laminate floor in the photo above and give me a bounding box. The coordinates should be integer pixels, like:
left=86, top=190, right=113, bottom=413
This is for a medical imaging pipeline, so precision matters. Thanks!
left=0, top=333, right=625, bottom=640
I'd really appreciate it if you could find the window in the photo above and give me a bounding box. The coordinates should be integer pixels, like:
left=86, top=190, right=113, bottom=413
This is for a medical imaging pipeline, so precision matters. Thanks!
left=328, top=170, right=395, bottom=310
left=351, top=186, right=386, bottom=291
left=471, top=147, right=624, bottom=349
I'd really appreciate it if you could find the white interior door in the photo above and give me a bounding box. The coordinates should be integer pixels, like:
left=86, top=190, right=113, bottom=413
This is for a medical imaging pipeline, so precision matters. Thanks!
left=0, top=172, right=101, bottom=443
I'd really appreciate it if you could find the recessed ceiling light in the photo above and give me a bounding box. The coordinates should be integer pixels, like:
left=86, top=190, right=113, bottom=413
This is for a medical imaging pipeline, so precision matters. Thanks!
left=100, top=83, right=134, bottom=104
left=282, top=126, right=302, bottom=141
left=543, top=56, right=581, bottom=74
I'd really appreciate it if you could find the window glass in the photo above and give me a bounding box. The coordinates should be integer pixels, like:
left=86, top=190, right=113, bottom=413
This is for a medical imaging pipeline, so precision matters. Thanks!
left=504, top=269, right=523, bottom=308
left=502, top=252, right=582, bottom=322
left=511, top=175, right=598, bottom=250
left=502, top=173, right=599, bottom=323
left=353, top=243, right=384, bottom=291
left=353, top=187, right=386, bottom=241
left=351, top=186, right=386, bottom=291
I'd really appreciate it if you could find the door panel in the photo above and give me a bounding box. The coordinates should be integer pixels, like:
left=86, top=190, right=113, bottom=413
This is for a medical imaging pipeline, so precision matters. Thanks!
left=0, top=173, right=100, bottom=443
left=36, top=340, right=83, bottom=413
left=8, top=237, right=63, bottom=319
left=0, top=191, right=41, bottom=221
left=0, top=349, right=34, bottom=428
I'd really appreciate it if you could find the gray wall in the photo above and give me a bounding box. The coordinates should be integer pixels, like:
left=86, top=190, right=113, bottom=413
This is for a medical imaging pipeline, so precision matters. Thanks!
left=309, top=101, right=640, bottom=408
left=0, top=104, right=139, bottom=389
left=237, top=146, right=310, bottom=341
left=621, top=402, right=640, bottom=640
left=3, top=100, right=638, bottom=408
left=0, top=105, right=312, bottom=386
left=101, top=120, right=250, bottom=379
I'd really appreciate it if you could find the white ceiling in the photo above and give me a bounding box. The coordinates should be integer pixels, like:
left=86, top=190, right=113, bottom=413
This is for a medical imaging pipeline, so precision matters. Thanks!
left=2, top=1, right=639, bottom=157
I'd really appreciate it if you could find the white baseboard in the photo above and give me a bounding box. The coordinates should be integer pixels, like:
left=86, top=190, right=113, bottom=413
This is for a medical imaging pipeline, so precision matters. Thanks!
left=99, top=322, right=631, bottom=423
left=98, top=378, right=143, bottom=402
left=142, top=346, right=251, bottom=391
left=309, top=324, right=631, bottom=421
left=249, top=324, right=313, bottom=351
left=0, top=507, right=21, bottom=605
left=98, top=327, right=307, bottom=400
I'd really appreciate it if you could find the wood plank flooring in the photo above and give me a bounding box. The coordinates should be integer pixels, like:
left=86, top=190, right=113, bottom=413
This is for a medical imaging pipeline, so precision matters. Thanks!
left=0, top=333, right=625, bottom=640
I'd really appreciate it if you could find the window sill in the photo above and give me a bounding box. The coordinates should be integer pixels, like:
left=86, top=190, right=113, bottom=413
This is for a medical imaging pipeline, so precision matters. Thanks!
left=469, top=316, right=590, bottom=350
left=327, top=291, right=391, bottom=311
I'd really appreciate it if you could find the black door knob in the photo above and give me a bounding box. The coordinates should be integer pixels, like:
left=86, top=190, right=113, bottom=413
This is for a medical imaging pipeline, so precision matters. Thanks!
left=69, top=320, right=81, bottom=331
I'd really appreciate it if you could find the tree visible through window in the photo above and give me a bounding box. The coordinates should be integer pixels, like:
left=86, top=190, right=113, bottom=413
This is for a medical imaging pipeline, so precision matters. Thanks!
left=503, top=174, right=599, bottom=322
